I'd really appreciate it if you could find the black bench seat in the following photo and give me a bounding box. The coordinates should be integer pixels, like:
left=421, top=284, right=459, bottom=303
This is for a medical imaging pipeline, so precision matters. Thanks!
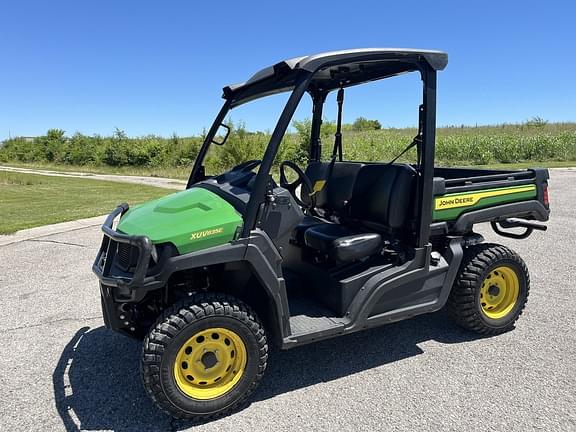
left=295, top=162, right=417, bottom=263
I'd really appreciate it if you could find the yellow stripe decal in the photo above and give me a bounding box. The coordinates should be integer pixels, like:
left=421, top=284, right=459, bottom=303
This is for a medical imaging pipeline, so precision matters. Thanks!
left=435, top=185, right=536, bottom=211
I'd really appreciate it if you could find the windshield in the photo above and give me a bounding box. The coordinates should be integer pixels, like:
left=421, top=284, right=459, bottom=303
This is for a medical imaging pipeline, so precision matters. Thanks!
left=202, top=91, right=311, bottom=178
left=202, top=92, right=289, bottom=176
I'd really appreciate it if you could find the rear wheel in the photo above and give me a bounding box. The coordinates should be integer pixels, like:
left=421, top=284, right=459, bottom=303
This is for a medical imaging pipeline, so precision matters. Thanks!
left=141, top=293, right=268, bottom=420
left=448, top=243, right=530, bottom=335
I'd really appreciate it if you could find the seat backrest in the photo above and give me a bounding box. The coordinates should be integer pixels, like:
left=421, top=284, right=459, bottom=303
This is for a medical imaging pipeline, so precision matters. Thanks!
left=302, top=161, right=364, bottom=213
left=347, top=163, right=417, bottom=232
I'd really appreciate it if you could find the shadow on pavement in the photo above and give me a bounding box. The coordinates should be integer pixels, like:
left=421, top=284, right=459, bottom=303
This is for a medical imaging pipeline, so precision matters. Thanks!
left=53, top=310, right=482, bottom=431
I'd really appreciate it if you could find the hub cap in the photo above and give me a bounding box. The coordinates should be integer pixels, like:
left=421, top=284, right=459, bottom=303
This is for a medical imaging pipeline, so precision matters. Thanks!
left=480, top=266, right=520, bottom=319
left=173, top=327, right=247, bottom=400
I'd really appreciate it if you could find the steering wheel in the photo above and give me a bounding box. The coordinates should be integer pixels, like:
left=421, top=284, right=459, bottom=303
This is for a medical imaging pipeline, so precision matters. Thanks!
left=230, top=159, right=262, bottom=172
left=279, top=161, right=316, bottom=209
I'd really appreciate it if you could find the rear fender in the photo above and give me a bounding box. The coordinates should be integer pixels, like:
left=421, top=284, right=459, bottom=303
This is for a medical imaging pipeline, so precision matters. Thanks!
left=450, top=200, right=549, bottom=234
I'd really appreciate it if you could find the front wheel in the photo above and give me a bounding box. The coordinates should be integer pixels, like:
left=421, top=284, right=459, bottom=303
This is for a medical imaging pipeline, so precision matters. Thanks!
left=448, top=243, right=530, bottom=335
left=141, top=293, right=268, bottom=420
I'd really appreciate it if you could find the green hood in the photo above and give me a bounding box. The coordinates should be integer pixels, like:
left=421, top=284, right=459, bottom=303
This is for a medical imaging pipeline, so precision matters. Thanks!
left=117, top=187, right=243, bottom=254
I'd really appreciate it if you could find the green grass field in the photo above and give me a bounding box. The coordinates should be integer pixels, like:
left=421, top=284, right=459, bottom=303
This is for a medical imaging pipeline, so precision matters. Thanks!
left=1, top=122, right=574, bottom=176
left=0, top=171, right=171, bottom=234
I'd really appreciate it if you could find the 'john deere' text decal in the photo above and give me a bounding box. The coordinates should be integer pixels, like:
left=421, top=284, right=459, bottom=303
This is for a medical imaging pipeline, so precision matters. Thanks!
left=435, top=185, right=537, bottom=210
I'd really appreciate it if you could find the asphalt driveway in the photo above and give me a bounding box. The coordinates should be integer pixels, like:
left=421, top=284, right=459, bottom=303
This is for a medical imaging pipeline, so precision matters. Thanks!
left=0, top=169, right=574, bottom=432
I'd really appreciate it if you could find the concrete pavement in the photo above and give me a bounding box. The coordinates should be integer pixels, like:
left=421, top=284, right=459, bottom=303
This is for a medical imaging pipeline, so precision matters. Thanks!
left=0, top=169, right=575, bottom=431
left=0, top=165, right=186, bottom=190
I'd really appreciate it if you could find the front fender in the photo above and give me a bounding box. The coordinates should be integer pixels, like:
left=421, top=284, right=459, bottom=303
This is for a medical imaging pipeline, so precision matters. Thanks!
left=155, top=229, right=290, bottom=341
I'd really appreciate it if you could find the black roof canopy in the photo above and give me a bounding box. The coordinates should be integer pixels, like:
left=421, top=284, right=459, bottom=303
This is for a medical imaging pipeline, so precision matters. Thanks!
left=224, top=48, right=448, bottom=106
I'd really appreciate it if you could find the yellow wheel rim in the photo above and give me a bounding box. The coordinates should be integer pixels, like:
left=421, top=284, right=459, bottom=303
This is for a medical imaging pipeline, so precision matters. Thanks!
left=480, top=266, right=520, bottom=320
left=173, top=327, right=247, bottom=400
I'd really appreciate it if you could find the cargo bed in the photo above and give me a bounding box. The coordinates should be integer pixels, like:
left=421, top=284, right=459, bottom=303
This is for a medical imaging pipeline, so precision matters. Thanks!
left=430, top=166, right=550, bottom=235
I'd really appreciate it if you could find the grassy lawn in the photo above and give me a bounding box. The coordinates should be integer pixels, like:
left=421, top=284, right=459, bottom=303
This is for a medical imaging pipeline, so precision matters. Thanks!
left=0, top=171, right=172, bottom=234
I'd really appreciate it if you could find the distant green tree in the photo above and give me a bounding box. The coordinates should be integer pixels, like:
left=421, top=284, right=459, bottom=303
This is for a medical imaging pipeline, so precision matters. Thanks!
left=102, top=128, right=130, bottom=166
left=291, top=118, right=338, bottom=162
left=39, top=129, right=66, bottom=162
left=216, top=121, right=268, bottom=169
left=352, top=117, right=382, bottom=131
left=291, top=118, right=312, bottom=163
left=65, top=132, right=99, bottom=165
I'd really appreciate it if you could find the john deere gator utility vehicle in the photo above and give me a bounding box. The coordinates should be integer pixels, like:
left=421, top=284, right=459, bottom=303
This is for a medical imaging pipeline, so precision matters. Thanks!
left=93, top=48, right=550, bottom=420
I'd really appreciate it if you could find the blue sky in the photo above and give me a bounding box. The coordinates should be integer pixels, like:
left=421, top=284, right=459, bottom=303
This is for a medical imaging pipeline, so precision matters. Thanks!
left=1, top=0, right=574, bottom=139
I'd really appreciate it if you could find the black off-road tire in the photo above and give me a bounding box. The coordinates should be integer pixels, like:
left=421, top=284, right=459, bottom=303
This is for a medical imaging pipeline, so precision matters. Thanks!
left=141, top=293, right=268, bottom=421
left=448, top=243, right=530, bottom=335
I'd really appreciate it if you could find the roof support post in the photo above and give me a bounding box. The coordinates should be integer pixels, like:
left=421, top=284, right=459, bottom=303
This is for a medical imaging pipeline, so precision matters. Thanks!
left=416, top=66, right=437, bottom=248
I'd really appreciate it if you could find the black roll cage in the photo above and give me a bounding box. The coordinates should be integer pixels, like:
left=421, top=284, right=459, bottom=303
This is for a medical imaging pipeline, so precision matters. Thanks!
left=187, top=51, right=443, bottom=249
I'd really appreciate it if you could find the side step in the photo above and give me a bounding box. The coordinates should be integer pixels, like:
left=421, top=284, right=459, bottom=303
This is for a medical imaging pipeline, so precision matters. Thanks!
left=289, top=314, right=345, bottom=338
left=285, top=298, right=347, bottom=346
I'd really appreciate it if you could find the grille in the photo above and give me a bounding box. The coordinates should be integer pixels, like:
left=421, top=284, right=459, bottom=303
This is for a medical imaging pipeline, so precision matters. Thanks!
left=117, top=242, right=136, bottom=271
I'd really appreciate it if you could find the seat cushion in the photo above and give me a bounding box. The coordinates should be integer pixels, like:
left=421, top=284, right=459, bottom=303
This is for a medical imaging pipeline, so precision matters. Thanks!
left=331, top=233, right=382, bottom=262
left=293, top=215, right=326, bottom=244
left=304, top=223, right=351, bottom=251
left=304, top=223, right=382, bottom=262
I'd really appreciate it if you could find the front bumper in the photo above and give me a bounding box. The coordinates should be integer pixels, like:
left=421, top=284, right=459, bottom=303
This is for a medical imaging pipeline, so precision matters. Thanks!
left=93, top=204, right=169, bottom=336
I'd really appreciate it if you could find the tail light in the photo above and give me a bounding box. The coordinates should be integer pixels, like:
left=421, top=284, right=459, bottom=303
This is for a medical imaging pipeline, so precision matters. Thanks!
left=543, top=184, right=549, bottom=206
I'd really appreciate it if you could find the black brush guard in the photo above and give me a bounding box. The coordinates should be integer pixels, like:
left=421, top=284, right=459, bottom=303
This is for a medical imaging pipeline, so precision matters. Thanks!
left=92, top=203, right=153, bottom=290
